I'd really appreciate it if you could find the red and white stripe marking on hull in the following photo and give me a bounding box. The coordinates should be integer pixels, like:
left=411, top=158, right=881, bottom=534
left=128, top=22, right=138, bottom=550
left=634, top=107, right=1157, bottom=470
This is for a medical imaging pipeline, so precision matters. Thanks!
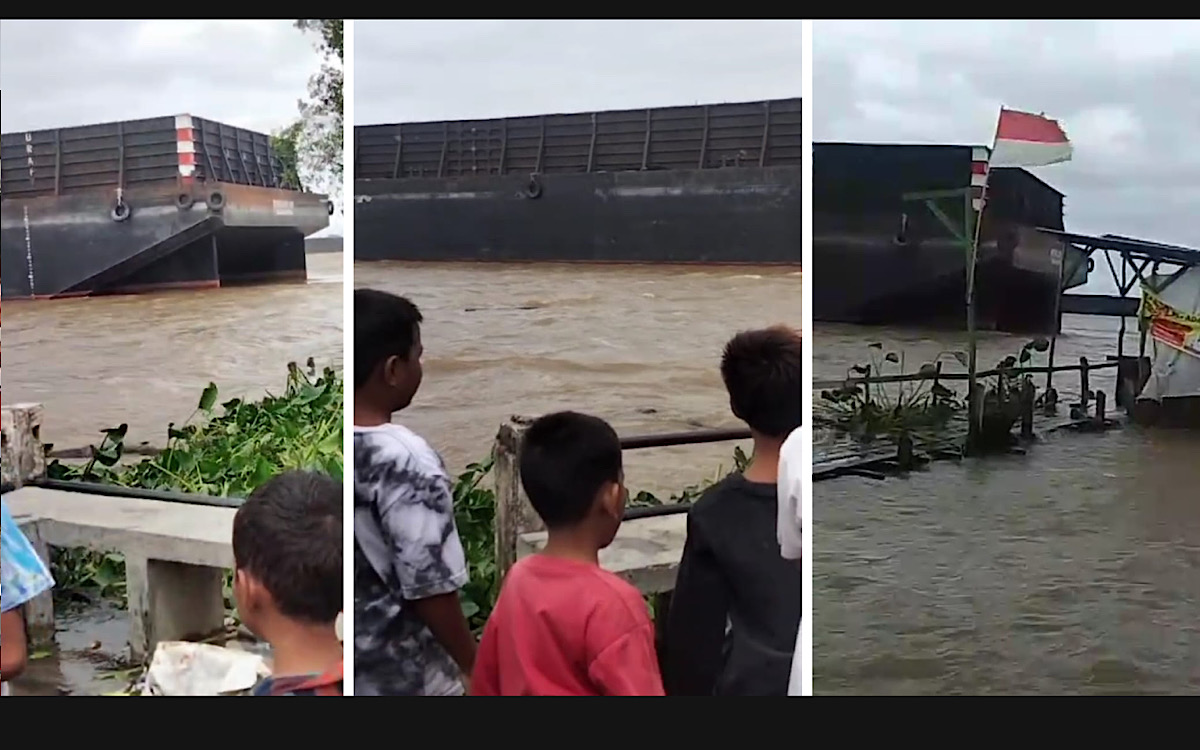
left=175, top=114, right=196, bottom=182
left=971, top=146, right=989, bottom=213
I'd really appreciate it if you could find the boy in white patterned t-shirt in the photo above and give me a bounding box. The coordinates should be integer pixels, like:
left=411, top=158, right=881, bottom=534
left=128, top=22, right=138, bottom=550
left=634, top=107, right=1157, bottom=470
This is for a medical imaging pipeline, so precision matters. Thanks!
left=778, top=426, right=803, bottom=695
left=352, top=289, right=477, bottom=696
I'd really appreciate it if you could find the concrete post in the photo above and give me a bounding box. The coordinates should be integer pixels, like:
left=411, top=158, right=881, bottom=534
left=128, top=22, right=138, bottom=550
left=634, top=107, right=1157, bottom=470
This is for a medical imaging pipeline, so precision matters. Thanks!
left=493, top=416, right=543, bottom=578
left=2, top=403, right=47, bottom=488
left=126, top=556, right=226, bottom=663
left=14, top=517, right=56, bottom=646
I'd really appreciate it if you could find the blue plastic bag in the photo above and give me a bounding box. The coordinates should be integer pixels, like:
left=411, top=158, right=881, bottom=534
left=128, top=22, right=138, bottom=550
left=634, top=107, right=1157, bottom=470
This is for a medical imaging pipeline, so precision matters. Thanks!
left=1, top=500, right=55, bottom=614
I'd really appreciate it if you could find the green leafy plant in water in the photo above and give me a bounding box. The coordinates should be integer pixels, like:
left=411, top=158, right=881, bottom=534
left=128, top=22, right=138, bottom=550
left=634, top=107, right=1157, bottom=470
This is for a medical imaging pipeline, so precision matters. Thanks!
left=817, top=343, right=967, bottom=444
left=451, top=456, right=499, bottom=628
left=44, top=361, right=343, bottom=606
left=976, top=337, right=1051, bottom=448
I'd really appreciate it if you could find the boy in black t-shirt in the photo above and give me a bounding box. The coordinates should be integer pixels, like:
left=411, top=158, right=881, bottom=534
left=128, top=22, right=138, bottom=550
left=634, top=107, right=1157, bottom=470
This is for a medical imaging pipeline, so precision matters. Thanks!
left=665, top=325, right=803, bottom=696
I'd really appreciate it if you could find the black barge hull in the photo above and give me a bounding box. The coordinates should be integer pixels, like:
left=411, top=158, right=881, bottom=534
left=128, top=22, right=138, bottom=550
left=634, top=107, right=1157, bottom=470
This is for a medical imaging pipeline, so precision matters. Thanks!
left=1, top=115, right=330, bottom=300
left=354, top=98, right=802, bottom=265
left=813, top=142, right=1087, bottom=335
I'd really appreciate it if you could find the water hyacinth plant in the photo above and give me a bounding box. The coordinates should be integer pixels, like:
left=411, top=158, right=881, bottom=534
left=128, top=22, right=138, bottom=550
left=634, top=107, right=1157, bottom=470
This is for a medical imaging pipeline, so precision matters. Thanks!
left=44, top=361, right=343, bottom=604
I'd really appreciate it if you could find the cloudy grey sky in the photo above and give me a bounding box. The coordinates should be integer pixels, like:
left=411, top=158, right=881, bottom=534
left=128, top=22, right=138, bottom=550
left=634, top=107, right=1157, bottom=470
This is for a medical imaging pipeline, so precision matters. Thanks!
left=0, top=19, right=341, bottom=232
left=354, top=20, right=803, bottom=124
left=815, top=20, right=1200, bottom=294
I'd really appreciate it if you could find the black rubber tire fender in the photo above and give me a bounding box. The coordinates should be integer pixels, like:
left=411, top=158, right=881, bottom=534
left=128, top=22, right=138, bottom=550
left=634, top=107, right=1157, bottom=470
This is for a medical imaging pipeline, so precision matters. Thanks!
left=176, top=192, right=195, bottom=210
left=111, top=202, right=132, bottom=222
left=326, top=200, right=336, bottom=216
left=208, top=191, right=226, bottom=212
left=523, top=177, right=543, bottom=200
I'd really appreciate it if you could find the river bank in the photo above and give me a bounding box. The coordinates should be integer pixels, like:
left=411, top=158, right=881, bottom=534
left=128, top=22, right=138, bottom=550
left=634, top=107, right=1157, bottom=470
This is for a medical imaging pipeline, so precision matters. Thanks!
left=8, top=364, right=342, bottom=696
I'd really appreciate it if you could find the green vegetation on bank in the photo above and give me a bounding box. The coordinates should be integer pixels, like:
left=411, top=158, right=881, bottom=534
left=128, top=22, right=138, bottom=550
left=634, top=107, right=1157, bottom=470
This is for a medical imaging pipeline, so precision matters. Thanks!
left=45, top=361, right=748, bottom=633
left=45, top=362, right=343, bottom=606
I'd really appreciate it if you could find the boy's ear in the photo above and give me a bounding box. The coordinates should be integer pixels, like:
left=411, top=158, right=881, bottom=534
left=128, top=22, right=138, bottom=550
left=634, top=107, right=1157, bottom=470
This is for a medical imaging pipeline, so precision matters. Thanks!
left=234, top=568, right=265, bottom=613
left=381, top=354, right=399, bottom=385
left=728, top=397, right=744, bottom=423
left=600, top=480, right=625, bottom=521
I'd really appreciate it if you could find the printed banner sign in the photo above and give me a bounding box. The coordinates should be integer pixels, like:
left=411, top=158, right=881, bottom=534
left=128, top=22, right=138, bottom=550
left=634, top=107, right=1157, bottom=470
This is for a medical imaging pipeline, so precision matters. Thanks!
left=1140, top=288, right=1200, bottom=359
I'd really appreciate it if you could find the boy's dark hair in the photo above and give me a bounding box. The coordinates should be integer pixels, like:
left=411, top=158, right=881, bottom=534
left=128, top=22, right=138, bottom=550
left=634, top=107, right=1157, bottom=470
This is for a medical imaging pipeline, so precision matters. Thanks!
left=720, top=325, right=802, bottom=438
left=519, top=411, right=623, bottom=529
left=232, top=470, right=343, bottom=624
left=355, top=289, right=423, bottom=389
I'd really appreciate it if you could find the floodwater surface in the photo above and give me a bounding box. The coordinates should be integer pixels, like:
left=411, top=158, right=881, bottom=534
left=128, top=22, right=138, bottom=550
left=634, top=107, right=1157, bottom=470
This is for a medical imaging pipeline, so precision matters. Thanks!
left=814, top=315, right=1200, bottom=695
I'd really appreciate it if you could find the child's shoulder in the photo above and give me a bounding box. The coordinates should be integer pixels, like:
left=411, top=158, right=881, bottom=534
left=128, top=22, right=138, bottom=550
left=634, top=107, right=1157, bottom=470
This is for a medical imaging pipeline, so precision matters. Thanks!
left=354, top=423, right=446, bottom=477
left=514, top=556, right=645, bottom=618
left=690, top=473, right=750, bottom=513
left=585, top=565, right=652, bottom=624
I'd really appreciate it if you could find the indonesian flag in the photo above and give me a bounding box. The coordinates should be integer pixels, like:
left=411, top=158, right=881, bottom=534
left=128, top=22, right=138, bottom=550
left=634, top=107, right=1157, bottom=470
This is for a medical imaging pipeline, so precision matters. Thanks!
left=990, top=108, right=1073, bottom=168
left=973, top=108, right=1072, bottom=212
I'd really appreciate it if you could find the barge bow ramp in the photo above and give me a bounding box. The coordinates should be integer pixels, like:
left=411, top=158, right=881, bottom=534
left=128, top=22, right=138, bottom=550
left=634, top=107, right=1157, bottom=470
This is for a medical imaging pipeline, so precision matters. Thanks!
left=1, top=114, right=331, bottom=300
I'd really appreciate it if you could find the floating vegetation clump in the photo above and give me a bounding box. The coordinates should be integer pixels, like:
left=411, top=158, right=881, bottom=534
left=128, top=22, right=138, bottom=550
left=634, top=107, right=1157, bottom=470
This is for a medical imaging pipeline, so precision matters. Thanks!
left=817, top=338, right=1053, bottom=454
left=45, top=361, right=343, bottom=605
left=976, top=337, right=1051, bottom=449
left=817, top=343, right=967, bottom=445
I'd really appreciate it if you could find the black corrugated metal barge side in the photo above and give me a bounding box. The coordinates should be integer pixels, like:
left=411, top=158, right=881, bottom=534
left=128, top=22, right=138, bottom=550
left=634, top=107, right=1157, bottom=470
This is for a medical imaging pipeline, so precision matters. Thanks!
left=1, top=115, right=332, bottom=300
left=353, top=98, right=801, bottom=264
left=812, top=142, right=1085, bottom=335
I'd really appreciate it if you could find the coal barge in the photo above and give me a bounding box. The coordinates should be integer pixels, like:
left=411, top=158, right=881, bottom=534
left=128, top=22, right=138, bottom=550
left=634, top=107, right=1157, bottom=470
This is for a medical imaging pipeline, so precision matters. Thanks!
left=1, top=115, right=332, bottom=300
left=813, top=142, right=1090, bottom=335
left=354, top=98, right=801, bottom=264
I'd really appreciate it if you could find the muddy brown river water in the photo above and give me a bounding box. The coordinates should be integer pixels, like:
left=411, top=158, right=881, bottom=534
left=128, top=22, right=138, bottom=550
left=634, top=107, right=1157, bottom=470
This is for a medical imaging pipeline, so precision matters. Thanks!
left=354, top=261, right=802, bottom=494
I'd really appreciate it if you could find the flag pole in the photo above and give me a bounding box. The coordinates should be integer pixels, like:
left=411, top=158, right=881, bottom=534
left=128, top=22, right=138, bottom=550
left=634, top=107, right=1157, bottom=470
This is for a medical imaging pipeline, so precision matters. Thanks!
left=966, top=106, right=1003, bottom=450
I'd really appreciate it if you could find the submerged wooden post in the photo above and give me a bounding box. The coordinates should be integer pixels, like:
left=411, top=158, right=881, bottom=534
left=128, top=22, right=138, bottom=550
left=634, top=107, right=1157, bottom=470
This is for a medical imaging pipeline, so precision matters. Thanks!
left=967, top=383, right=985, bottom=454
left=1079, top=357, right=1091, bottom=406
left=896, top=433, right=914, bottom=470
left=493, top=416, right=544, bottom=578
left=1020, top=379, right=1035, bottom=440
left=1095, top=390, right=1107, bottom=426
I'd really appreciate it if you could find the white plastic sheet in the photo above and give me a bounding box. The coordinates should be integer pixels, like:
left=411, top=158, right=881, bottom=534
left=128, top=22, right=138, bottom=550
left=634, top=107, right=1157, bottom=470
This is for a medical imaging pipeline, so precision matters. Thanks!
left=143, top=641, right=269, bottom=696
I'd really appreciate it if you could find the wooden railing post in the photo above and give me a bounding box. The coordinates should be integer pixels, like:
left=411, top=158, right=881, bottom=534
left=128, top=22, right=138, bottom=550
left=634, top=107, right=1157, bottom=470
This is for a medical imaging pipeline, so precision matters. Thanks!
left=2, top=403, right=47, bottom=488
left=1020, top=378, right=1036, bottom=440
left=493, top=416, right=544, bottom=578
left=1079, top=357, right=1091, bottom=407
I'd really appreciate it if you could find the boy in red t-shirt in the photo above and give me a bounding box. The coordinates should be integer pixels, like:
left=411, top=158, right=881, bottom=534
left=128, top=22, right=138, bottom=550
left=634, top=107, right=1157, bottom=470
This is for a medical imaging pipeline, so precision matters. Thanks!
left=472, top=411, right=665, bottom=696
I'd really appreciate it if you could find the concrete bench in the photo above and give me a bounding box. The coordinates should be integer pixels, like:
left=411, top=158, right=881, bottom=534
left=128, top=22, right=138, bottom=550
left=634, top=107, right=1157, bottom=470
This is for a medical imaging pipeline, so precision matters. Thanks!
left=516, top=513, right=686, bottom=595
left=6, top=486, right=235, bottom=662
